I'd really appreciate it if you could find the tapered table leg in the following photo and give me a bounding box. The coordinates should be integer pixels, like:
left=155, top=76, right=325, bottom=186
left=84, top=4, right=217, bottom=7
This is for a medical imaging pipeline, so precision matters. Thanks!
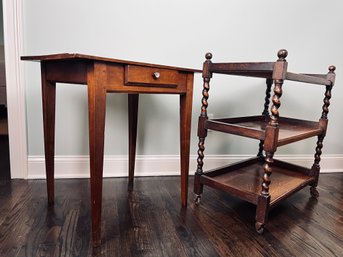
left=128, top=94, right=139, bottom=187
left=41, top=63, right=56, bottom=204
left=179, top=74, right=194, bottom=206
left=87, top=63, right=107, bottom=248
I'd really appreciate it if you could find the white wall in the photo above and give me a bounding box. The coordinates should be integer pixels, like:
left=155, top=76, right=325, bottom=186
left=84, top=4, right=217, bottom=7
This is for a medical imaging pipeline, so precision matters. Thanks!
left=22, top=0, right=343, bottom=177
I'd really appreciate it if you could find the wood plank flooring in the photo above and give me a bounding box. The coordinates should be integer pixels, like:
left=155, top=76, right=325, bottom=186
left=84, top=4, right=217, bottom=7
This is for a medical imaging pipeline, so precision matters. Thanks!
left=0, top=174, right=342, bottom=257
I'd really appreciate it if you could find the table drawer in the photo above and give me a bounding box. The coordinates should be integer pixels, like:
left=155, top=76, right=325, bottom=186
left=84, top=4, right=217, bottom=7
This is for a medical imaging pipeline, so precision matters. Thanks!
left=125, top=65, right=179, bottom=88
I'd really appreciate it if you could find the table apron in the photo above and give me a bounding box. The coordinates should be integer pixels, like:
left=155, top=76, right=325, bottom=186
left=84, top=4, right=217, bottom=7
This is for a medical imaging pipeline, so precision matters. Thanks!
left=43, top=60, right=190, bottom=94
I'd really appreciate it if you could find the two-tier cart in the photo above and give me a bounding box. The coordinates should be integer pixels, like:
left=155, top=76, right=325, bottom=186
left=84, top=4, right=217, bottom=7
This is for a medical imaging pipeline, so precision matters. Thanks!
left=194, top=49, right=336, bottom=233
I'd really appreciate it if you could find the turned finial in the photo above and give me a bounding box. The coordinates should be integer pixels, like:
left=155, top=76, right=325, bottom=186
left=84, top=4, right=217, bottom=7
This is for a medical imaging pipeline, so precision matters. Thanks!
left=277, top=49, right=288, bottom=61
left=205, top=52, right=213, bottom=60
left=329, top=65, right=336, bottom=73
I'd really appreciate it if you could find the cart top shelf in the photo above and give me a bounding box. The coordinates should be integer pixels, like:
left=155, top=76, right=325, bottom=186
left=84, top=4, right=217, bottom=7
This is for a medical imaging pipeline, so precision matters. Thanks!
left=205, top=50, right=335, bottom=86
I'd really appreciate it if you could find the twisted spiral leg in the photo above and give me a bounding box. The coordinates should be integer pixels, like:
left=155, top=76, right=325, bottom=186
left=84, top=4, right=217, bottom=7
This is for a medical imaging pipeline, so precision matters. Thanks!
left=310, top=135, right=324, bottom=198
left=194, top=54, right=212, bottom=203
left=262, top=152, right=274, bottom=196
left=196, top=138, right=205, bottom=175
left=270, top=80, right=283, bottom=126
left=257, top=140, right=264, bottom=158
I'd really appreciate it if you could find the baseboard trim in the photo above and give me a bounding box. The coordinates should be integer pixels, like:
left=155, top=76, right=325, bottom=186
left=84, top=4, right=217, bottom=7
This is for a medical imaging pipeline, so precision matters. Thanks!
left=27, top=154, right=343, bottom=179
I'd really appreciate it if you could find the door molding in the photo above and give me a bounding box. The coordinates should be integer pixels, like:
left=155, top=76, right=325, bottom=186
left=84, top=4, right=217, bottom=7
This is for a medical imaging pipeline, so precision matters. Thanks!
left=3, top=0, right=28, bottom=178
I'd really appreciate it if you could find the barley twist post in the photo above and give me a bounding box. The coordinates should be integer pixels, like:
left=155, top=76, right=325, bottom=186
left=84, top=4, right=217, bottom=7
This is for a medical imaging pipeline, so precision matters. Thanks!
left=194, top=53, right=212, bottom=204
left=310, top=65, right=335, bottom=198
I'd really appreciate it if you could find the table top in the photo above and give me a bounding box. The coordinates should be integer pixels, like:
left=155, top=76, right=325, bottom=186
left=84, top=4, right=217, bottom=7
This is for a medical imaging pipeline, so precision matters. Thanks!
left=21, top=53, right=202, bottom=73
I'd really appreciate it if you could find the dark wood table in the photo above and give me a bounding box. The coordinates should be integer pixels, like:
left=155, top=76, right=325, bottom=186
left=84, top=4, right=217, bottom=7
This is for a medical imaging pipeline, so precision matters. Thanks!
left=21, top=53, right=200, bottom=247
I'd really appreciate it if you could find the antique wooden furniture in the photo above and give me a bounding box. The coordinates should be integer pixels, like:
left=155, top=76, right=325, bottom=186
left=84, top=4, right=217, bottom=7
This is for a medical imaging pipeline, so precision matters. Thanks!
left=21, top=53, right=199, bottom=247
left=194, top=49, right=336, bottom=233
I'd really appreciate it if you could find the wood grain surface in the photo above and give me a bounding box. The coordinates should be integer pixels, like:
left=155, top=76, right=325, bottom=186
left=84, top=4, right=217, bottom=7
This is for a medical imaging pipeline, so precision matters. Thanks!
left=0, top=175, right=342, bottom=257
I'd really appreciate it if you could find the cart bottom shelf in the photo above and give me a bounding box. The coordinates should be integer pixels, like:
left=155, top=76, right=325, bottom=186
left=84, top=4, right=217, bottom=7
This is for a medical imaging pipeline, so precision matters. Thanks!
left=200, top=157, right=315, bottom=206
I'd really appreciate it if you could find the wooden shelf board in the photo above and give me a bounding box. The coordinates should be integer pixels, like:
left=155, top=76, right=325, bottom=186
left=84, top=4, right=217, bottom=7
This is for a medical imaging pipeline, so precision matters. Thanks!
left=206, top=115, right=323, bottom=145
left=209, top=62, right=274, bottom=79
left=200, top=158, right=314, bottom=205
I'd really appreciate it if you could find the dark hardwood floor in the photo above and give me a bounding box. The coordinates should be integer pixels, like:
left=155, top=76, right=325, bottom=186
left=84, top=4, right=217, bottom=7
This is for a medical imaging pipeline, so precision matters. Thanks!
left=0, top=174, right=342, bottom=257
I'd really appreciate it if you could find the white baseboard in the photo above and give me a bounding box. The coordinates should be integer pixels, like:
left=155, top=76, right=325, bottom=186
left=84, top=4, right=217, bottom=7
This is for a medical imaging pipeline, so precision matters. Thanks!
left=27, top=154, right=343, bottom=179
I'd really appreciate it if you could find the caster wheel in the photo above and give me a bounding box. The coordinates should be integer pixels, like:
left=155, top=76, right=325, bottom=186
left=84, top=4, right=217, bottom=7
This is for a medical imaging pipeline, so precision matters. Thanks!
left=194, top=195, right=201, bottom=205
left=255, top=222, right=264, bottom=234
left=310, top=187, right=319, bottom=198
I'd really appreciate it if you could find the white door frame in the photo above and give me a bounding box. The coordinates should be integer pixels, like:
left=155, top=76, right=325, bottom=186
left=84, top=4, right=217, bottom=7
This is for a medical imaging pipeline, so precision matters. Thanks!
left=3, top=0, right=28, bottom=178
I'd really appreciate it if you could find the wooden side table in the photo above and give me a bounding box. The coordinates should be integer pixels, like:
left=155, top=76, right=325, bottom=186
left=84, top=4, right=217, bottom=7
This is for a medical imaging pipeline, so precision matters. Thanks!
left=21, top=53, right=200, bottom=247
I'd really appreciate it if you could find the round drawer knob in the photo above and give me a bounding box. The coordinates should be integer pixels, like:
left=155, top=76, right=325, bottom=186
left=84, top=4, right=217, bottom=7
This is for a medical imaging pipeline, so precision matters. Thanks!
left=153, top=71, right=160, bottom=79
